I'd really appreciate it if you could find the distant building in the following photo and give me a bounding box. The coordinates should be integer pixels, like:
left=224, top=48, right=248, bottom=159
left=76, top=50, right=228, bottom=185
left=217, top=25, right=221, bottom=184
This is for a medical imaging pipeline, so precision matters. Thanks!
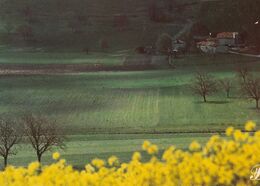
left=197, top=32, right=244, bottom=54
left=216, top=32, right=239, bottom=46
left=197, top=38, right=217, bottom=54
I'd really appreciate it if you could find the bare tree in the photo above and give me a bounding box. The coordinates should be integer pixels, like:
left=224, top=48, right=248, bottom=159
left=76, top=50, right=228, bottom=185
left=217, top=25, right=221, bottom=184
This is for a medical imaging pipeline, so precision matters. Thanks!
left=23, top=114, right=64, bottom=162
left=236, top=66, right=250, bottom=83
left=0, top=118, right=21, bottom=168
left=16, top=24, right=33, bottom=41
left=219, top=79, right=232, bottom=98
left=191, top=72, right=217, bottom=102
left=242, top=76, right=260, bottom=109
left=3, top=21, right=14, bottom=35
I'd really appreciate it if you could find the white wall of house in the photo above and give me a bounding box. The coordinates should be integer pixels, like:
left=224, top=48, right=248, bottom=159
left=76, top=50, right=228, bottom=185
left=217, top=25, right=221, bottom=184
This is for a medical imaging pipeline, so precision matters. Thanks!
left=217, top=38, right=236, bottom=46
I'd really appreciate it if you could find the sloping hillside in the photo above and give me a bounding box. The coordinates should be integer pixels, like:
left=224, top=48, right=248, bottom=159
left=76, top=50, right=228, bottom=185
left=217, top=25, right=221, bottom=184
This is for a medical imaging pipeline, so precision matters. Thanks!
left=0, top=0, right=202, bottom=51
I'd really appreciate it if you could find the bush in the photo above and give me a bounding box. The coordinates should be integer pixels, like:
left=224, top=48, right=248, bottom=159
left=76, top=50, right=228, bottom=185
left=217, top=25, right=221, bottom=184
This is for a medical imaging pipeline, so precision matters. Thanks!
left=156, top=33, right=172, bottom=54
left=0, top=122, right=259, bottom=186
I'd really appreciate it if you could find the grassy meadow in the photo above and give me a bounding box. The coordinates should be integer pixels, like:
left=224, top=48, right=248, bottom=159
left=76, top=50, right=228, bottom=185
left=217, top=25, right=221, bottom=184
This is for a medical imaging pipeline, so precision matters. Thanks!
left=0, top=53, right=259, bottom=167
left=0, top=49, right=125, bottom=65
left=6, top=133, right=212, bottom=168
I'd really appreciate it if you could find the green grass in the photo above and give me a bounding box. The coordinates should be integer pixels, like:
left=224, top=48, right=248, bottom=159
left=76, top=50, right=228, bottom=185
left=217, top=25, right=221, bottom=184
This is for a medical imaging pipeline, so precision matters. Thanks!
left=4, top=133, right=212, bottom=168
left=0, top=53, right=259, bottom=167
left=0, top=54, right=259, bottom=134
left=0, top=50, right=124, bottom=65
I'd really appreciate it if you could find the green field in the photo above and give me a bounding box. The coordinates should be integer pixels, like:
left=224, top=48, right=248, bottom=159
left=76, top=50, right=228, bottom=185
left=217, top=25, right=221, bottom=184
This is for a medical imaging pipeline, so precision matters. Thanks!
left=5, top=133, right=212, bottom=168
left=0, top=53, right=259, bottom=168
left=0, top=49, right=125, bottom=65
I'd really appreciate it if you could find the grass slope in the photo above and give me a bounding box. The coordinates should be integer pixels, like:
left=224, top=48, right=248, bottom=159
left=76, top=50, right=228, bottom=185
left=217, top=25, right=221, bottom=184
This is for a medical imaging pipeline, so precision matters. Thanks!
left=5, top=133, right=212, bottom=168
left=0, top=53, right=259, bottom=167
left=0, top=54, right=259, bottom=135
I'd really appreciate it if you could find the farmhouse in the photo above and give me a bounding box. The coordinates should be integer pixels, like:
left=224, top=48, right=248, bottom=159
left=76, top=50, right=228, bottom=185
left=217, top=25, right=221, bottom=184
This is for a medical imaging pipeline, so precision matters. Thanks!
left=216, top=32, right=239, bottom=46
left=197, top=32, right=243, bottom=53
left=197, top=38, right=217, bottom=54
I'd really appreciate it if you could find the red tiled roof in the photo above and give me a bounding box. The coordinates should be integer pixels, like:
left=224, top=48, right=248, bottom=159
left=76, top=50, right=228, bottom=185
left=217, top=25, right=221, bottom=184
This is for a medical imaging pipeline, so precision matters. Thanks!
left=217, top=32, right=238, bottom=39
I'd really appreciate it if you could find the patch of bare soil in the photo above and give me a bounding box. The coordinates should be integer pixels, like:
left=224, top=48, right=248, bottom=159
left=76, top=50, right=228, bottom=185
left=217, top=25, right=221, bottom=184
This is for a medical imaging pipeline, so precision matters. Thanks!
left=0, top=64, right=159, bottom=75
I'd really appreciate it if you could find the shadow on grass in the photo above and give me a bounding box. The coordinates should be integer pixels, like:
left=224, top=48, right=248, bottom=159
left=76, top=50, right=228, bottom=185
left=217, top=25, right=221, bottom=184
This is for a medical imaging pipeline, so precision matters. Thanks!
left=195, top=101, right=230, bottom=104
left=248, top=107, right=260, bottom=111
left=228, top=96, right=243, bottom=100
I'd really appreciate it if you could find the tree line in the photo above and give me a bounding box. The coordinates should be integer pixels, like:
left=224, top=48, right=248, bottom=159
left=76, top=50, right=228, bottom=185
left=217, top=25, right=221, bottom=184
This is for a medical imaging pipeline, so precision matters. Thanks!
left=0, top=114, right=64, bottom=169
left=191, top=66, right=260, bottom=109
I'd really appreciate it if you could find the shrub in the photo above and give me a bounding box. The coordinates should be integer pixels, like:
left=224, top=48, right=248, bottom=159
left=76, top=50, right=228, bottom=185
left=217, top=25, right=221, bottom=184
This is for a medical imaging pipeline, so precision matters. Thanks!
left=0, top=122, right=259, bottom=186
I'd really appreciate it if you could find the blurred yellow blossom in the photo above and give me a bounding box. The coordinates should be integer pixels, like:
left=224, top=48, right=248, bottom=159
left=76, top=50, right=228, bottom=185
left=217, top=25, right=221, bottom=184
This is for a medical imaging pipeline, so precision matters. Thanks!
left=108, top=156, right=119, bottom=166
left=52, top=152, right=60, bottom=160
left=27, top=161, right=40, bottom=175
left=85, top=164, right=95, bottom=173
left=147, top=144, right=158, bottom=155
left=0, top=122, right=258, bottom=186
left=226, top=126, right=234, bottom=136
left=91, top=159, right=105, bottom=168
left=245, top=121, right=256, bottom=131
left=142, top=140, right=151, bottom=150
left=132, top=152, right=141, bottom=161
left=189, top=141, right=201, bottom=151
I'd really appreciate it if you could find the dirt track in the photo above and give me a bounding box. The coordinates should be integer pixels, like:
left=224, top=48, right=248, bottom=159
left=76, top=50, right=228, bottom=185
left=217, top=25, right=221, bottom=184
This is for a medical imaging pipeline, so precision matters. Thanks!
left=0, top=64, right=159, bottom=75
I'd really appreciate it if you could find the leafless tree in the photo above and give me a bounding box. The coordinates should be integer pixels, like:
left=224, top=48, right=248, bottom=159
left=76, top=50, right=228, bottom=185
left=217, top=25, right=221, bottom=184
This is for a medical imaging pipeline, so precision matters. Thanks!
left=16, top=24, right=33, bottom=41
left=3, top=21, right=14, bottom=35
left=242, top=76, right=260, bottom=109
left=191, top=72, right=217, bottom=102
left=219, top=79, right=232, bottom=98
left=23, top=114, right=65, bottom=162
left=236, top=66, right=251, bottom=83
left=0, top=118, right=21, bottom=168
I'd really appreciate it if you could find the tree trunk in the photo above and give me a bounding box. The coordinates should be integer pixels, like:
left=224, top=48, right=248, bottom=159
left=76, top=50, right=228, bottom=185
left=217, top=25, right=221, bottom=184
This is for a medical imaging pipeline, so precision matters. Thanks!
left=4, top=156, right=8, bottom=168
left=37, top=152, right=42, bottom=162
left=227, top=90, right=230, bottom=98
left=256, top=99, right=259, bottom=109
left=203, top=95, right=207, bottom=102
left=168, top=55, right=172, bottom=66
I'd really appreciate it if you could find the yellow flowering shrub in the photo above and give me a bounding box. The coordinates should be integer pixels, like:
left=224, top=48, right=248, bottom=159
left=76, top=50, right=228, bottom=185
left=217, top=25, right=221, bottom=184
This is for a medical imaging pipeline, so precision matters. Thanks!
left=0, top=122, right=259, bottom=186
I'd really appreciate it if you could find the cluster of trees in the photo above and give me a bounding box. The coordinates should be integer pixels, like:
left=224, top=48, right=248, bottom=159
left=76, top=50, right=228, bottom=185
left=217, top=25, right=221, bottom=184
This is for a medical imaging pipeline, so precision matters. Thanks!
left=0, top=114, right=64, bottom=168
left=191, top=67, right=260, bottom=109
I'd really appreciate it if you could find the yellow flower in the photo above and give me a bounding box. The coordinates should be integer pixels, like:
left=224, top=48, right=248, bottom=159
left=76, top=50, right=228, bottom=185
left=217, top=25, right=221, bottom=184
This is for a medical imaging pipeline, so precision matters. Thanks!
left=147, top=144, right=158, bottom=155
left=142, top=140, right=151, bottom=150
left=189, top=141, right=201, bottom=151
left=91, top=158, right=105, bottom=168
left=28, top=161, right=40, bottom=175
left=85, top=164, right=95, bottom=173
left=0, top=123, right=258, bottom=186
left=52, top=152, right=60, bottom=160
left=255, top=131, right=260, bottom=138
left=245, top=120, right=256, bottom=131
left=233, top=129, right=247, bottom=141
left=226, top=127, right=234, bottom=136
left=108, top=156, right=119, bottom=166
left=162, top=146, right=175, bottom=161
left=132, top=152, right=141, bottom=161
